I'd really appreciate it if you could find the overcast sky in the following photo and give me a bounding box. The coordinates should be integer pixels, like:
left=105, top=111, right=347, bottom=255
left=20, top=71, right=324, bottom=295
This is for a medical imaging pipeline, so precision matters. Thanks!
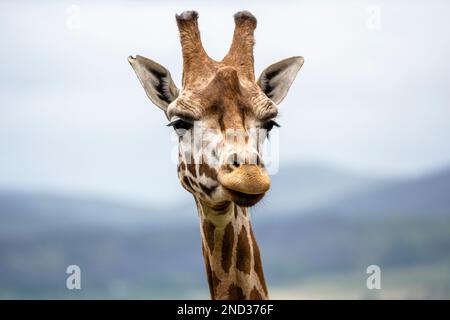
left=1, top=0, right=450, bottom=207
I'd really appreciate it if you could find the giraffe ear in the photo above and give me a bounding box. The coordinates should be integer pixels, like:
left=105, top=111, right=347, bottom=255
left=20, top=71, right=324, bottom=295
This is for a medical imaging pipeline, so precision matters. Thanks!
left=257, top=56, right=304, bottom=105
left=128, top=55, right=179, bottom=112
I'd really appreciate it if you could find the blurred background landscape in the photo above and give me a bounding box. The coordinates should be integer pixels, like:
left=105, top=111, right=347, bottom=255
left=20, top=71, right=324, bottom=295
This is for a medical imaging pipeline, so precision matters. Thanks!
left=1, top=0, right=450, bottom=299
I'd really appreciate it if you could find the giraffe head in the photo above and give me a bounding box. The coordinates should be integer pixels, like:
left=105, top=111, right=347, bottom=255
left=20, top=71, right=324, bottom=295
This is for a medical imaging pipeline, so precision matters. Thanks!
left=129, top=11, right=303, bottom=208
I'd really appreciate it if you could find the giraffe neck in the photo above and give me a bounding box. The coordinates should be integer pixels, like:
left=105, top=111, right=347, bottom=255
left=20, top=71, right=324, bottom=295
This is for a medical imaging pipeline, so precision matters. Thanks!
left=195, top=198, right=268, bottom=300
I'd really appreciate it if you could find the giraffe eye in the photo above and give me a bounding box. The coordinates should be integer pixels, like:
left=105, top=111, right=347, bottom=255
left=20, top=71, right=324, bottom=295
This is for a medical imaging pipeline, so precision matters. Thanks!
left=262, top=120, right=280, bottom=132
left=167, top=118, right=193, bottom=135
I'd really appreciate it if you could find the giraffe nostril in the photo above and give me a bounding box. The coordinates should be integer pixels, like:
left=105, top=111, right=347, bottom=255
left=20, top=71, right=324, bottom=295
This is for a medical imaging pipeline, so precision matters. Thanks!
left=227, top=153, right=241, bottom=168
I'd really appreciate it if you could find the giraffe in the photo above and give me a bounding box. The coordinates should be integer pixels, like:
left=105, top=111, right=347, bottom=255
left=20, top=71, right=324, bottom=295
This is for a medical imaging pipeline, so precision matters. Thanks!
left=128, top=10, right=303, bottom=300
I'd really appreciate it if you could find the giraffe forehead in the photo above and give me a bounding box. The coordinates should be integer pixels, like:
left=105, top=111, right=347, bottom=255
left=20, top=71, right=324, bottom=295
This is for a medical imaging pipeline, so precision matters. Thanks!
left=199, top=68, right=273, bottom=117
left=168, top=67, right=278, bottom=122
left=206, top=98, right=251, bottom=130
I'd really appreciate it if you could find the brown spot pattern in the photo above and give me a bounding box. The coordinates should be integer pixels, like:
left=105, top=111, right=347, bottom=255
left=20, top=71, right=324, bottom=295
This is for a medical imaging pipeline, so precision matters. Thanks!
left=202, top=244, right=215, bottom=299
left=186, top=163, right=197, bottom=177
left=189, top=176, right=199, bottom=188
left=249, top=286, right=262, bottom=300
left=182, top=176, right=193, bottom=190
left=236, top=225, right=251, bottom=274
left=228, top=283, right=245, bottom=300
left=250, top=226, right=268, bottom=295
left=221, top=222, right=234, bottom=273
left=202, top=220, right=215, bottom=252
left=199, top=164, right=217, bottom=180
left=212, top=271, right=220, bottom=293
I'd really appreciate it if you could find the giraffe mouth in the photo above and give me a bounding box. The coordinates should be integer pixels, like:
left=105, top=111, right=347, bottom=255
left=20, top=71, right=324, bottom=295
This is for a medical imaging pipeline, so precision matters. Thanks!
left=223, top=187, right=265, bottom=207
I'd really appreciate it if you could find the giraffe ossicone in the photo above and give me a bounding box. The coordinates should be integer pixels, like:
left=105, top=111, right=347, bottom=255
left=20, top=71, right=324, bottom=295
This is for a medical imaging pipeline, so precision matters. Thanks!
left=128, top=10, right=304, bottom=300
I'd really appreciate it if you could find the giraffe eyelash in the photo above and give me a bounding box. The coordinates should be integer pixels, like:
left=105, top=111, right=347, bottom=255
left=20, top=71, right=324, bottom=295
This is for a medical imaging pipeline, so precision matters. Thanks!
left=261, top=120, right=280, bottom=138
left=262, top=120, right=280, bottom=131
left=167, top=118, right=194, bottom=135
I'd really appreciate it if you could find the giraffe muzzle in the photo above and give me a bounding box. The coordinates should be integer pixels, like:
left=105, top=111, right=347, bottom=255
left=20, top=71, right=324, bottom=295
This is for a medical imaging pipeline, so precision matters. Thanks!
left=218, top=164, right=270, bottom=206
